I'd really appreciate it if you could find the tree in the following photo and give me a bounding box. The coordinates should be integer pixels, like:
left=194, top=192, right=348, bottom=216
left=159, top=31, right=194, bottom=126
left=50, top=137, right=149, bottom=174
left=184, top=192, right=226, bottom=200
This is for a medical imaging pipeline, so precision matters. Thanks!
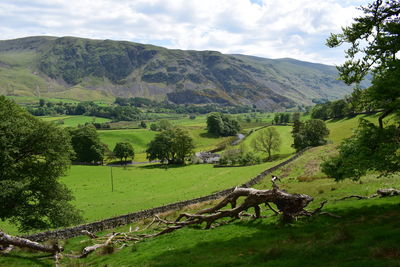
left=150, top=123, right=158, bottom=131
left=0, top=96, right=82, bottom=231
left=322, top=0, right=400, bottom=180
left=146, top=128, right=194, bottom=164
left=140, top=121, right=147, bottom=128
left=292, top=112, right=302, bottom=135
left=113, top=142, right=135, bottom=163
left=326, top=0, right=400, bottom=128
left=69, top=125, right=105, bottom=163
left=39, top=98, right=45, bottom=107
left=251, top=127, right=281, bottom=160
left=158, top=119, right=173, bottom=131
left=292, top=112, right=300, bottom=123
left=292, top=119, right=330, bottom=151
left=329, top=99, right=349, bottom=118
left=206, top=112, right=240, bottom=136
left=321, top=120, right=400, bottom=181
left=273, top=113, right=280, bottom=124
left=311, top=104, right=330, bottom=120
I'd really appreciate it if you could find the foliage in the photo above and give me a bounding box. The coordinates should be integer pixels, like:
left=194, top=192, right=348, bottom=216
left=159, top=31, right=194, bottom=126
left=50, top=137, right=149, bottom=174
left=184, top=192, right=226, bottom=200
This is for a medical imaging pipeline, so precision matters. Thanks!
left=158, top=119, right=173, bottom=131
left=326, top=0, right=400, bottom=122
left=0, top=96, right=81, bottom=231
left=113, top=142, right=135, bottom=163
left=324, top=0, right=400, bottom=178
left=27, top=100, right=141, bottom=121
left=321, top=119, right=400, bottom=180
left=146, top=128, right=194, bottom=164
left=148, top=119, right=173, bottom=132
left=68, top=125, right=105, bottom=163
left=292, top=119, right=329, bottom=151
left=274, top=113, right=291, bottom=124
left=251, top=127, right=282, bottom=160
left=150, top=123, right=158, bottom=131
left=311, top=99, right=355, bottom=120
left=115, top=97, right=253, bottom=114
left=292, top=112, right=302, bottom=135
left=206, top=112, right=240, bottom=136
left=140, top=121, right=147, bottom=128
left=219, top=146, right=262, bottom=166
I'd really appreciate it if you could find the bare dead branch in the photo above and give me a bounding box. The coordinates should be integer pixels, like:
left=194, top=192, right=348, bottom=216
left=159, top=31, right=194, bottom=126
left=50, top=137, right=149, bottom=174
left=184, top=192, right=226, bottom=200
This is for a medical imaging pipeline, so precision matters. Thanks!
left=266, top=202, right=279, bottom=215
left=0, top=245, right=14, bottom=254
left=337, top=188, right=399, bottom=201
left=0, top=231, right=61, bottom=254
left=81, top=230, right=98, bottom=239
left=79, top=232, right=118, bottom=258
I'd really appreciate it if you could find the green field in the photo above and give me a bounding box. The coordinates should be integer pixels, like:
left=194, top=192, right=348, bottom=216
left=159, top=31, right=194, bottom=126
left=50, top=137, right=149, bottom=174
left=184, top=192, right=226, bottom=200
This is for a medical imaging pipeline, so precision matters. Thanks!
left=58, top=174, right=399, bottom=267
left=2, top=113, right=399, bottom=266
left=241, top=126, right=296, bottom=158
left=98, top=128, right=157, bottom=156
left=65, top=160, right=290, bottom=222
left=98, top=126, right=232, bottom=161
left=41, top=115, right=111, bottom=127
left=2, top=142, right=399, bottom=266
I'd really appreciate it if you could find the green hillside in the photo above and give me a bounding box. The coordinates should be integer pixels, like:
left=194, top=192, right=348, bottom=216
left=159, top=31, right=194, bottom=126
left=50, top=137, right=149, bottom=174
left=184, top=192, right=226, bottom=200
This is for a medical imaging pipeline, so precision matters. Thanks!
left=0, top=36, right=366, bottom=110
left=1, top=114, right=399, bottom=267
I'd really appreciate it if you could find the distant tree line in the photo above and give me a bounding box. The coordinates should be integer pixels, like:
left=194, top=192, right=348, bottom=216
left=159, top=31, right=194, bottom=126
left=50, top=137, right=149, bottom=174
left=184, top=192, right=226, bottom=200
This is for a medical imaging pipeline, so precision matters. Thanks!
left=271, top=112, right=303, bottom=125
left=27, top=100, right=141, bottom=121
left=115, top=97, right=253, bottom=114
left=310, top=88, right=379, bottom=120
left=26, top=97, right=256, bottom=122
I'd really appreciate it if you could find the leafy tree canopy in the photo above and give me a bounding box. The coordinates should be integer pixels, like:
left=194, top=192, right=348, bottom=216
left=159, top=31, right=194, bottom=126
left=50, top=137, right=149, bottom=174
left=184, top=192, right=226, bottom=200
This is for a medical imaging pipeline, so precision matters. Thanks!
left=251, top=127, right=281, bottom=160
left=321, top=120, right=400, bottom=180
left=326, top=0, right=400, bottom=127
left=68, top=125, right=105, bottom=163
left=322, top=0, right=400, bottom=180
left=207, top=112, right=240, bottom=137
left=292, top=119, right=330, bottom=151
left=146, top=128, right=194, bottom=164
left=0, top=96, right=82, bottom=231
left=113, top=142, right=135, bottom=163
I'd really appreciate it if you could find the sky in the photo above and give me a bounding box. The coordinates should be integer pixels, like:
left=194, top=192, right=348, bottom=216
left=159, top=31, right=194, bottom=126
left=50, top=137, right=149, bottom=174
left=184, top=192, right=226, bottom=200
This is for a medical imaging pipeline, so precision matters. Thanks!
left=0, top=0, right=371, bottom=65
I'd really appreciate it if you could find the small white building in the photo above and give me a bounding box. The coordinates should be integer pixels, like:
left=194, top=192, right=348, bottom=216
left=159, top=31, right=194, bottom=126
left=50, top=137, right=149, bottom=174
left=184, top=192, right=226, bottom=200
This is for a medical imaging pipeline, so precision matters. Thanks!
left=194, top=152, right=220, bottom=164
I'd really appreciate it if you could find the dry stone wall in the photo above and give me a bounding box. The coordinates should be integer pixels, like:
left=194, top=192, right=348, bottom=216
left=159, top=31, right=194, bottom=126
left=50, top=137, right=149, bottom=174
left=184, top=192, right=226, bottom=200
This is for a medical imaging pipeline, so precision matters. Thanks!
left=23, top=148, right=308, bottom=242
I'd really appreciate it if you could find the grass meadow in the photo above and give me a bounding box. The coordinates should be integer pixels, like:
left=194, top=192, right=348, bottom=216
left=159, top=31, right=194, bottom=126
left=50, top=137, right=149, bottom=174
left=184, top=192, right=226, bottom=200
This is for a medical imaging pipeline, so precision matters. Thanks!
left=58, top=174, right=399, bottom=267
left=42, top=115, right=111, bottom=127
left=1, top=113, right=399, bottom=266
left=3, top=143, right=399, bottom=266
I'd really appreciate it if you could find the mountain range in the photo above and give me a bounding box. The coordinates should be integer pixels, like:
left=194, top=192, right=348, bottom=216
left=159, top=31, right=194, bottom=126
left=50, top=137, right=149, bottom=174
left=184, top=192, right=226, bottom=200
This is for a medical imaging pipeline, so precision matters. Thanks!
left=0, top=36, right=369, bottom=110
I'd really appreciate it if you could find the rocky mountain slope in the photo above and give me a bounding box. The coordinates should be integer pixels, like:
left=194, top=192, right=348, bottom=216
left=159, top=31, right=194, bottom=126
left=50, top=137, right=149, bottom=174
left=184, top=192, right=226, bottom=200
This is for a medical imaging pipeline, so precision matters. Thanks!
left=0, top=36, right=369, bottom=110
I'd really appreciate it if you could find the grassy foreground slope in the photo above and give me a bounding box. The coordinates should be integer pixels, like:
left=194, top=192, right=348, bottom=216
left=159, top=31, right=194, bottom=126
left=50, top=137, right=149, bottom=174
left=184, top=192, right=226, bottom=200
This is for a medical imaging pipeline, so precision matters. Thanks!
left=1, top=114, right=399, bottom=266
left=1, top=153, right=399, bottom=266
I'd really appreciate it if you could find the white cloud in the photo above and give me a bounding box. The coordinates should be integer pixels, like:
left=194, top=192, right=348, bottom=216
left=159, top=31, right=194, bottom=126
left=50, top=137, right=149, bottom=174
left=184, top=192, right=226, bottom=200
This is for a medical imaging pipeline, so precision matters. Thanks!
left=0, top=0, right=370, bottom=64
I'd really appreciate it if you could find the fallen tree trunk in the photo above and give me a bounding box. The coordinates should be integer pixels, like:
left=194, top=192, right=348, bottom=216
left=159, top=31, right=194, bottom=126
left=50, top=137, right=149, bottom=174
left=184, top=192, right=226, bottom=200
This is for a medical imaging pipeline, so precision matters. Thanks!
left=141, top=176, right=320, bottom=236
left=0, top=231, right=61, bottom=254
left=338, top=188, right=400, bottom=201
left=78, top=232, right=118, bottom=258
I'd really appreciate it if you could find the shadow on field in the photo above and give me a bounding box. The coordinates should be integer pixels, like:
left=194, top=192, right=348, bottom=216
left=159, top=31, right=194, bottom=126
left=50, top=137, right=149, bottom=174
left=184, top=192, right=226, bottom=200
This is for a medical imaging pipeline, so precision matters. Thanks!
left=0, top=254, right=52, bottom=267
left=142, top=202, right=400, bottom=266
